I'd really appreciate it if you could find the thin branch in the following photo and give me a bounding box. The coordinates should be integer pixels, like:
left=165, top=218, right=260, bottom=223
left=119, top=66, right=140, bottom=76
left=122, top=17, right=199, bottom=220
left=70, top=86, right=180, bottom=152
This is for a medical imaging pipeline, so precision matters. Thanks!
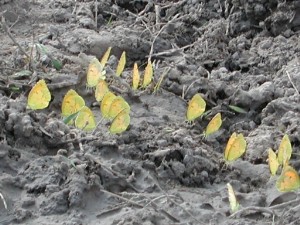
left=229, top=206, right=275, bottom=219
left=0, top=16, right=30, bottom=58
left=0, top=191, right=7, bottom=210
left=286, top=70, right=300, bottom=95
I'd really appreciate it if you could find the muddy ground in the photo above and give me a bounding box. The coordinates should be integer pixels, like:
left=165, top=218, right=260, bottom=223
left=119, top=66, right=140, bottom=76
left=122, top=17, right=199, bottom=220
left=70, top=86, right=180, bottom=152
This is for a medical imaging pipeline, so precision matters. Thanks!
left=1, top=0, right=300, bottom=224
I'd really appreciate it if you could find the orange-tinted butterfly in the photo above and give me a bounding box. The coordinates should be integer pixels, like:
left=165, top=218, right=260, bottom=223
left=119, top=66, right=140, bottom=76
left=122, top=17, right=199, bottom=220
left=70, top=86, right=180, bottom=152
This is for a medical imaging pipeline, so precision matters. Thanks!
left=224, top=132, right=246, bottom=161
left=276, top=165, right=300, bottom=192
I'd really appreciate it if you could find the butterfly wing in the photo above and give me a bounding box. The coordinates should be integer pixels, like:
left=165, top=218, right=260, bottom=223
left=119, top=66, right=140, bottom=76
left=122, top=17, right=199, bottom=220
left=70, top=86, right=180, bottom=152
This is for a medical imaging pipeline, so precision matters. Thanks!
left=276, top=166, right=300, bottom=192
left=27, top=79, right=51, bottom=110
left=142, top=60, right=153, bottom=88
left=61, top=89, right=85, bottom=118
left=227, top=183, right=239, bottom=213
left=268, top=148, right=279, bottom=176
left=108, top=96, right=130, bottom=120
left=205, top=113, right=222, bottom=136
left=277, top=134, right=292, bottom=165
left=186, top=93, right=206, bottom=121
left=109, top=109, right=130, bottom=134
left=225, top=133, right=246, bottom=161
left=95, top=79, right=109, bottom=102
left=116, top=51, right=126, bottom=77
left=75, top=106, right=96, bottom=131
left=100, top=47, right=112, bottom=67
left=101, top=91, right=117, bottom=119
left=87, top=58, right=105, bottom=87
left=132, top=62, right=140, bottom=90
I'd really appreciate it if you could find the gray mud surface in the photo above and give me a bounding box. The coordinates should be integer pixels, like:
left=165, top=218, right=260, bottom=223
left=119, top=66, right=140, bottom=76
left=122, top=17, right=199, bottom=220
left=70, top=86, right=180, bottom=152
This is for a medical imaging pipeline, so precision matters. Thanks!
left=1, top=0, right=300, bottom=224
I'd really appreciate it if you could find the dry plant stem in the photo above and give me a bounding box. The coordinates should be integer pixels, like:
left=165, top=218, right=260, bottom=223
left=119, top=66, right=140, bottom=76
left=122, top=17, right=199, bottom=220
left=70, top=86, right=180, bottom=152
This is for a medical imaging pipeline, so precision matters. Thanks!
left=0, top=191, right=7, bottom=209
left=269, top=197, right=300, bottom=210
left=286, top=70, right=300, bottom=95
left=147, top=172, right=204, bottom=224
left=95, top=0, right=98, bottom=29
left=0, top=16, right=30, bottom=58
left=161, top=0, right=187, bottom=10
left=101, top=189, right=179, bottom=222
left=229, top=206, right=275, bottom=219
left=155, top=5, right=161, bottom=30
left=56, top=136, right=98, bottom=145
left=149, top=42, right=195, bottom=58
left=101, top=189, right=144, bottom=208
left=91, top=117, right=105, bottom=135
left=97, top=202, right=128, bottom=217
left=148, top=13, right=183, bottom=61
left=182, top=78, right=201, bottom=99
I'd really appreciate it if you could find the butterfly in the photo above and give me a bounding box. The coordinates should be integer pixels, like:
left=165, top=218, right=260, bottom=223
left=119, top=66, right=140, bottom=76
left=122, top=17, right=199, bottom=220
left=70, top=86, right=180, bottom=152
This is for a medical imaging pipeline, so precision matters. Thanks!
left=276, top=165, right=300, bottom=192
left=108, top=96, right=130, bottom=120
left=204, top=113, right=222, bottom=136
left=100, top=47, right=112, bottom=67
left=109, top=109, right=130, bottom=134
left=86, top=58, right=106, bottom=88
left=227, top=183, right=240, bottom=213
left=95, top=79, right=109, bottom=102
left=186, top=93, right=206, bottom=122
left=27, top=79, right=51, bottom=110
left=268, top=148, right=279, bottom=176
left=101, top=91, right=117, bottom=119
left=61, top=89, right=85, bottom=119
left=132, top=62, right=140, bottom=90
left=224, top=132, right=246, bottom=161
left=75, top=106, right=96, bottom=131
left=116, top=51, right=126, bottom=76
left=277, top=134, right=292, bottom=166
left=142, top=60, right=153, bottom=88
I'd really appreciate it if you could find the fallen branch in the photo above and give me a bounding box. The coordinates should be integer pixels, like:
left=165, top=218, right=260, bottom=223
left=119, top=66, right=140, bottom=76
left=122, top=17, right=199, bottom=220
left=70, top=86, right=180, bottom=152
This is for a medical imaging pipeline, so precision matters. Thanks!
left=0, top=16, right=30, bottom=58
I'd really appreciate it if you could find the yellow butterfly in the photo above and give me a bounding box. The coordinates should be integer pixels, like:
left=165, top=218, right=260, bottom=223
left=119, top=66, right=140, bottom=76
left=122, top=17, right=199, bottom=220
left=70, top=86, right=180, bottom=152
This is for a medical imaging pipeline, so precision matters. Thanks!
left=277, top=134, right=292, bottom=166
left=116, top=51, right=126, bottom=76
left=205, top=113, right=222, bottom=136
left=276, top=165, right=300, bottom=192
left=186, top=93, right=206, bottom=122
left=27, top=79, right=51, bottom=110
left=268, top=148, right=279, bottom=176
left=95, top=79, right=109, bottom=102
left=61, top=89, right=85, bottom=118
left=108, top=96, right=130, bottom=120
left=132, top=62, right=140, bottom=90
left=142, top=60, right=153, bottom=88
left=109, top=109, right=130, bottom=134
left=86, top=58, right=105, bottom=88
left=227, top=183, right=240, bottom=213
left=75, top=106, right=96, bottom=131
left=224, top=132, right=246, bottom=161
left=100, top=91, right=117, bottom=119
left=100, top=47, right=112, bottom=67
